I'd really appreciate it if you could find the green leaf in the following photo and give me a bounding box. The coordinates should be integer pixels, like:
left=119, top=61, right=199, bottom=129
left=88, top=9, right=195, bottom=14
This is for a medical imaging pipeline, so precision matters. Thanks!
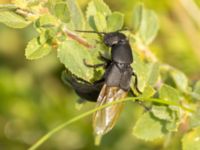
left=0, top=11, right=30, bottom=28
left=132, top=54, right=159, bottom=92
left=25, top=29, right=56, bottom=60
left=86, top=4, right=96, bottom=30
left=152, top=105, right=172, bottom=121
left=25, top=31, right=52, bottom=60
left=0, top=4, right=17, bottom=11
left=87, top=0, right=111, bottom=16
left=158, top=84, right=182, bottom=131
left=146, top=62, right=160, bottom=86
left=139, top=9, right=158, bottom=45
left=151, top=105, right=181, bottom=132
left=26, top=0, right=40, bottom=7
left=93, top=12, right=107, bottom=31
left=13, top=0, right=40, bottom=8
left=182, top=127, right=200, bottom=150
left=35, top=14, right=58, bottom=28
left=92, top=0, right=111, bottom=15
left=132, top=3, right=143, bottom=32
left=132, top=53, right=147, bottom=91
left=57, top=40, right=94, bottom=81
left=67, top=0, right=85, bottom=30
left=47, top=1, right=70, bottom=23
left=86, top=0, right=111, bottom=31
left=107, top=12, right=124, bottom=32
left=12, top=0, right=28, bottom=8
left=191, top=80, right=200, bottom=100
left=140, top=85, right=156, bottom=98
left=159, top=84, right=180, bottom=102
left=165, top=120, right=178, bottom=132
left=189, top=107, right=200, bottom=128
left=170, top=69, right=188, bottom=93
left=54, top=2, right=70, bottom=23
left=133, top=112, right=166, bottom=141
left=166, top=105, right=181, bottom=132
left=132, top=4, right=159, bottom=45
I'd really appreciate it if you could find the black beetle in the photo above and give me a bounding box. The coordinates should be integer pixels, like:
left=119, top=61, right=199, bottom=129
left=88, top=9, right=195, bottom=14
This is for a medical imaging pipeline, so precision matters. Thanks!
left=62, top=30, right=141, bottom=138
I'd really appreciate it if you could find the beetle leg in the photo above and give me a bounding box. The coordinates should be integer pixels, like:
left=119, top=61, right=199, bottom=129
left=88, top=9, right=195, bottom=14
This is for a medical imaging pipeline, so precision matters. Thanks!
left=98, top=52, right=111, bottom=63
left=84, top=52, right=111, bottom=69
left=135, top=99, right=151, bottom=111
left=130, top=90, right=151, bottom=111
left=83, top=59, right=106, bottom=68
left=132, top=71, right=142, bottom=94
left=131, top=72, right=151, bottom=111
left=62, top=71, right=104, bottom=102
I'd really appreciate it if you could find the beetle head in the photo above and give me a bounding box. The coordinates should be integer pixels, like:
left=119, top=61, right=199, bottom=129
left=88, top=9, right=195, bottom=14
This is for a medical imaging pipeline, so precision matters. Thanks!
left=75, top=29, right=128, bottom=47
left=103, top=32, right=127, bottom=47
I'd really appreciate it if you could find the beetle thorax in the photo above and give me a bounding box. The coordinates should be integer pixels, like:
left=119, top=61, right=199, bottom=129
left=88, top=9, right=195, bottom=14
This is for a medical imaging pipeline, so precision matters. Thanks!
left=111, top=41, right=133, bottom=64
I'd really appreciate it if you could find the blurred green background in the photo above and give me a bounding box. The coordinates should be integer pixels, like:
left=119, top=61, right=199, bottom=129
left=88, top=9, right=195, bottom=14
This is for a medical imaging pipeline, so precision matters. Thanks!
left=0, top=0, right=200, bottom=149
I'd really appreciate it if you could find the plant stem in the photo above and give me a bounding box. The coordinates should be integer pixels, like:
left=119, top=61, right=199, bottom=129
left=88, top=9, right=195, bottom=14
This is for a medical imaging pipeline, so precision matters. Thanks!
left=62, top=27, right=94, bottom=48
left=28, top=97, right=139, bottom=150
left=28, top=96, right=194, bottom=150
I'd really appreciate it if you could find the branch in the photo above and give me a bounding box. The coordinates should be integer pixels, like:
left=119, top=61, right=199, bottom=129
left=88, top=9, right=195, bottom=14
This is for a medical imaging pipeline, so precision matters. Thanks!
left=62, top=27, right=94, bottom=49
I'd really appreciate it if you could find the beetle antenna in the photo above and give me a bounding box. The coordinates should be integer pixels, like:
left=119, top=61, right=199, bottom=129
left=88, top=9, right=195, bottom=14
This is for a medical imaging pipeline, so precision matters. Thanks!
left=75, top=30, right=106, bottom=35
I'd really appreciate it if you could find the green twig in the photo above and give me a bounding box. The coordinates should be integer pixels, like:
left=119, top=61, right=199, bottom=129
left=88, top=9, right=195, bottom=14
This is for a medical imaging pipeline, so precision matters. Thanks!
left=28, top=97, right=139, bottom=150
left=28, top=96, right=194, bottom=150
left=146, top=98, right=194, bottom=112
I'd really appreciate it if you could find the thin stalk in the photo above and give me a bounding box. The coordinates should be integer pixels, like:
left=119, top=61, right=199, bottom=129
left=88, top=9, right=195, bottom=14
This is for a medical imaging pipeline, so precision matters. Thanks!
left=28, top=96, right=194, bottom=150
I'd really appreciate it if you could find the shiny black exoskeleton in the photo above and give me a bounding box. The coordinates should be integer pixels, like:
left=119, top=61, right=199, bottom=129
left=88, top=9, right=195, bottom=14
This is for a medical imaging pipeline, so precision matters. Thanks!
left=62, top=31, right=140, bottom=102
